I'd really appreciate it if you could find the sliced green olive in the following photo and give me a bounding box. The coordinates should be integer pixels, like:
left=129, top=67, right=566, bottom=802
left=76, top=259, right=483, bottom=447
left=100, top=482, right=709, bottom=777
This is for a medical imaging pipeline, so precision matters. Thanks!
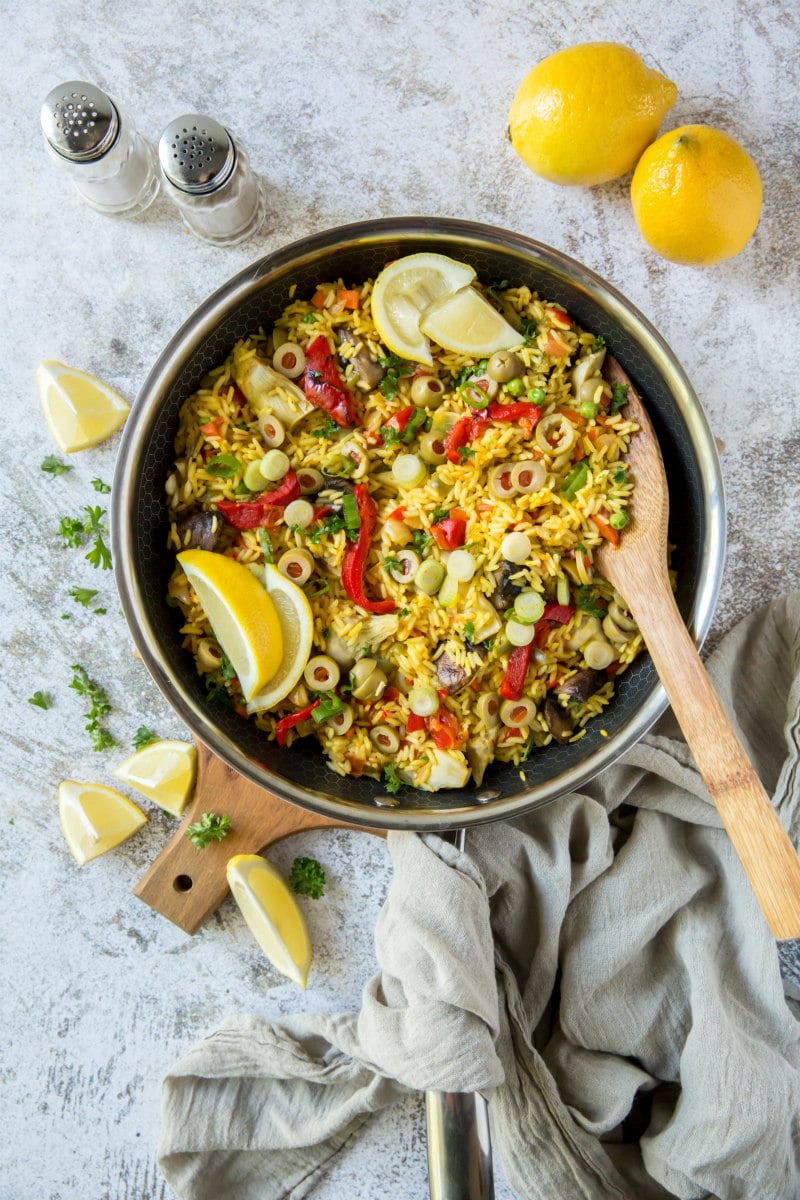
left=196, top=637, right=222, bottom=673
left=303, top=655, right=341, bottom=691
left=487, top=350, right=523, bottom=383
left=565, top=612, right=602, bottom=650
left=350, top=661, right=388, bottom=702
left=272, top=342, right=306, bottom=379
left=410, top=375, right=446, bottom=407
left=370, top=724, right=401, bottom=753
left=577, top=377, right=611, bottom=407
left=258, top=413, right=285, bottom=447
left=499, top=697, right=536, bottom=727
left=488, top=463, right=517, bottom=501
left=408, top=685, right=439, bottom=717
left=414, top=559, right=446, bottom=595
left=277, top=548, right=314, bottom=585
left=476, top=692, right=501, bottom=728
left=328, top=704, right=354, bottom=734
left=535, top=413, right=577, bottom=457
left=297, top=467, right=324, bottom=494
left=510, top=459, right=546, bottom=494
left=419, top=431, right=448, bottom=465
left=389, top=547, right=421, bottom=583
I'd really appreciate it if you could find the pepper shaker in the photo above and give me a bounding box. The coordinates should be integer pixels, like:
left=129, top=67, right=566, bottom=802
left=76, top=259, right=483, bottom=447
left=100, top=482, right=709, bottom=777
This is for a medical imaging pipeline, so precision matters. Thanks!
left=41, top=81, right=159, bottom=217
left=158, top=115, right=266, bottom=246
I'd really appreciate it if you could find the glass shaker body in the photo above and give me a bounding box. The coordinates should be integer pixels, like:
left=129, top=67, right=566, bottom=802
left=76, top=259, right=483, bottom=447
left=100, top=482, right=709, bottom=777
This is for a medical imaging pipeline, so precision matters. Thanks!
left=41, top=82, right=159, bottom=218
left=158, top=116, right=266, bottom=247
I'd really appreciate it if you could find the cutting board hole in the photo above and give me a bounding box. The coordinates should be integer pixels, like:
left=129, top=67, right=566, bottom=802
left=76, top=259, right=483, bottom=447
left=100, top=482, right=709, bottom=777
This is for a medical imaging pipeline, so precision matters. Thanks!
left=174, top=874, right=194, bottom=892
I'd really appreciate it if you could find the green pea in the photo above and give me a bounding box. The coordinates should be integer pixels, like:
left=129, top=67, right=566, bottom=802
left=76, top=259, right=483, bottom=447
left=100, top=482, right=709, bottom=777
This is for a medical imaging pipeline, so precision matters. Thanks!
left=610, top=511, right=628, bottom=530
left=505, top=378, right=525, bottom=397
left=528, top=387, right=546, bottom=403
left=579, top=400, right=599, bottom=419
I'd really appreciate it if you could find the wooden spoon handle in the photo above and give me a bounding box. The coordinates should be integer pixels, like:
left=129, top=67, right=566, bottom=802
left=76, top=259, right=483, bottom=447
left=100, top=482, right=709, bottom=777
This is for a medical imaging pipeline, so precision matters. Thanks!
left=633, top=585, right=800, bottom=940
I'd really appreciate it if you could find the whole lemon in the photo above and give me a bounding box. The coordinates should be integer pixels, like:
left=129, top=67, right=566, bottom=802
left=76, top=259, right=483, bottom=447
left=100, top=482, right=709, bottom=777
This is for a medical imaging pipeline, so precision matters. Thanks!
left=631, top=124, right=762, bottom=265
left=508, top=43, right=678, bottom=186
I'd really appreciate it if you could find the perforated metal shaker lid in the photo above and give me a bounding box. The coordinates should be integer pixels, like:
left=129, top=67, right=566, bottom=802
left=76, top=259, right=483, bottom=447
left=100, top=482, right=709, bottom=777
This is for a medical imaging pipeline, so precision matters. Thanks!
left=158, top=115, right=236, bottom=194
left=41, top=81, right=119, bottom=162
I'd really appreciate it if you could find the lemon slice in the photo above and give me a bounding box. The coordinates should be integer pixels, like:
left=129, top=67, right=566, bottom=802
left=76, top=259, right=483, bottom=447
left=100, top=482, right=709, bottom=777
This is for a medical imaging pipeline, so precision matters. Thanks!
left=178, top=549, right=284, bottom=701
left=37, top=361, right=130, bottom=453
left=227, top=854, right=312, bottom=987
left=246, top=564, right=314, bottom=713
left=113, top=740, right=197, bottom=816
left=370, top=253, right=476, bottom=365
left=419, top=286, right=522, bottom=356
left=59, top=780, right=147, bottom=865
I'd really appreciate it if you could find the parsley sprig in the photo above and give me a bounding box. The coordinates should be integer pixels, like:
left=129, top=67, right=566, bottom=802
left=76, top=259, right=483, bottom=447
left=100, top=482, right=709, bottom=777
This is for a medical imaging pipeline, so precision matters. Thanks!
left=576, top=586, right=606, bottom=620
left=185, top=812, right=233, bottom=849
left=41, top=455, right=73, bottom=476
left=28, top=691, right=50, bottom=709
left=133, top=726, right=157, bottom=751
left=379, top=353, right=413, bottom=401
left=69, top=664, right=117, bottom=751
left=58, top=506, right=112, bottom=570
left=289, top=856, right=326, bottom=899
left=383, top=763, right=405, bottom=795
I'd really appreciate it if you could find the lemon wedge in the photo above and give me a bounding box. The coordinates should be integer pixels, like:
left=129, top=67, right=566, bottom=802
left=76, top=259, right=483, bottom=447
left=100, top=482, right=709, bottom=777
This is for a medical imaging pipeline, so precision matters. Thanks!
left=59, top=780, right=147, bottom=865
left=113, top=739, right=197, bottom=816
left=178, top=549, right=284, bottom=701
left=37, top=361, right=130, bottom=453
left=227, top=854, right=312, bottom=987
left=246, top=564, right=314, bottom=713
left=419, top=286, right=522, bottom=356
left=370, top=253, right=476, bottom=365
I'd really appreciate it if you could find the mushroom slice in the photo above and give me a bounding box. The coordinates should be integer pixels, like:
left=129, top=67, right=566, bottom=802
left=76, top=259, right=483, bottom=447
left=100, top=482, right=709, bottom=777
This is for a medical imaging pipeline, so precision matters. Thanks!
left=175, top=509, right=219, bottom=551
left=555, top=668, right=605, bottom=704
left=544, top=696, right=575, bottom=744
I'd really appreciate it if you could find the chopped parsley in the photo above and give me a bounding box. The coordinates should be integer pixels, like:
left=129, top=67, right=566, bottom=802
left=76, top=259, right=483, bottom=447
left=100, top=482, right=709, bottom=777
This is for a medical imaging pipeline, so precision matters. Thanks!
left=28, top=691, right=50, bottom=710
left=411, top=529, right=432, bottom=554
left=457, top=445, right=475, bottom=462
left=41, top=455, right=72, bottom=476
left=308, top=512, right=347, bottom=544
left=305, top=580, right=330, bottom=598
left=205, top=676, right=233, bottom=707
left=185, top=812, right=232, bottom=849
left=85, top=533, right=112, bottom=571
left=431, top=508, right=450, bottom=524
left=133, top=726, right=157, bottom=750
left=463, top=620, right=475, bottom=642
left=69, top=586, right=98, bottom=608
left=69, top=664, right=116, bottom=751
left=91, top=477, right=111, bottom=493
left=486, top=279, right=510, bottom=301
left=58, top=517, right=86, bottom=548
left=383, top=763, right=404, bottom=795
left=58, top=506, right=112, bottom=570
left=613, top=466, right=627, bottom=485
left=379, top=353, right=413, bottom=401
left=398, top=607, right=410, bottom=618
left=383, top=556, right=403, bottom=574
left=593, top=335, right=606, bottom=351
left=610, top=383, right=629, bottom=413
left=576, top=585, right=606, bottom=620
left=302, top=312, right=318, bottom=323
left=520, top=318, right=536, bottom=346
left=289, top=856, right=326, bottom=899
left=219, top=651, right=237, bottom=681
left=381, top=424, right=402, bottom=446
left=312, top=416, right=340, bottom=439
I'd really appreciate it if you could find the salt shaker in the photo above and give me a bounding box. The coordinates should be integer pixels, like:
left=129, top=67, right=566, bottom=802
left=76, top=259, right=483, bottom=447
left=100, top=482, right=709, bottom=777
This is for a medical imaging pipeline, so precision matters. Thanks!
left=158, top=115, right=266, bottom=247
left=41, top=81, right=159, bottom=217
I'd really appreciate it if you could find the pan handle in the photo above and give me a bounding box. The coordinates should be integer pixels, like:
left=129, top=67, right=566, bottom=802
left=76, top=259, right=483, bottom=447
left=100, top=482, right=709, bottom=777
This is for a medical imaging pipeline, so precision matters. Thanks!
left=425, top=1089, right=494, bottom=1200
left=425, top=828, right=495, bottom=1200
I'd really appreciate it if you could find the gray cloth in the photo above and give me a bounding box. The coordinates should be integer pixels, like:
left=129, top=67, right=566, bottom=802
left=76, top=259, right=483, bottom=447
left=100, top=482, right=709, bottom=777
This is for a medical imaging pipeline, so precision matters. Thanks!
left=159, top=593, right=800, bottom=1200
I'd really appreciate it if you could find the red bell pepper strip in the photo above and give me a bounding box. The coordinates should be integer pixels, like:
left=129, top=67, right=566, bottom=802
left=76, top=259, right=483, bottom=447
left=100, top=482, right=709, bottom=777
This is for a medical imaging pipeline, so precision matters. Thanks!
left=430, top=517, right=467, bottom=550
left=427, top=709, right=468, bottom=751
left=275, top=700, right=321, bottom=746
left=542, top=603, right=575, bottom=624
left=500, top=643, right=532, bottom=701
left=341, top=483, right=396, bottom=614
left=383, top=406, right=415, bottom=435
left=406, top=712, right=426, bottom=734
left=216, top=471, right=300, bottom=529
left=445, top=414, right=474, bottom=463
left=486, top=402, right=542, bottom=424
left=304, top=336, right=359, bottom=427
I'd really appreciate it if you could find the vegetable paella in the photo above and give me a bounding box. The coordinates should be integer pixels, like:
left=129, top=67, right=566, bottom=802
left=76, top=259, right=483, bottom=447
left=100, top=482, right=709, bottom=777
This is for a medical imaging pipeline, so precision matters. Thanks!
left=165, top=254, right=643, bottom=793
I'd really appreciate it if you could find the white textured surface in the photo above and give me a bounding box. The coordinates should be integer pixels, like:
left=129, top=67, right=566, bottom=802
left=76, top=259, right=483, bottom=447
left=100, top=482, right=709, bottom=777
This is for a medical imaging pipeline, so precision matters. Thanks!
left=2, top=2, right=798, bottom=1197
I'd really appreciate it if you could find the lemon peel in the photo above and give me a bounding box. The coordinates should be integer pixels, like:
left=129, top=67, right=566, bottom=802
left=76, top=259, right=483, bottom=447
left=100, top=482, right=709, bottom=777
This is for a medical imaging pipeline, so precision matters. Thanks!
left=419, top=286, right=520, bottom=356
left=113, top=740, right=197, bottom=816
left=246, top=564, right=314, bottom=713
left=59, top=780, right=146, bottom=865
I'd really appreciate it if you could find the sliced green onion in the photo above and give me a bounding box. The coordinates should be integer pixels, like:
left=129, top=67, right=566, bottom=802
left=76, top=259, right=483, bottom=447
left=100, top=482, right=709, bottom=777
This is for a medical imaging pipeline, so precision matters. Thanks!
left=446, top=549, right=477, bottom=582
left=610, top=510, right=628, bottom=530
left=260, top=449, right=291, bottom=481
left=506, top=619, right=536, bottom=646
left=437, top=575, right=460, bottom=608
left=514, top=590, right=545, bottom=624
left=414, top=559, right=445, bottom=594
left=556, top=574, right=570, bottom=606
left=403, top=407, right=428, bottom=443
left=341, top=492, right=361, bottom=538
left=243, top=460, right=267, bottom=491
left=462, top=384, right=489, bottom=410
left=257, top=528, right=274, bottom=563
left=284, top=499, right=315, bottom=529
left=409, top=686, right=439, bottom=717
left=205, top=454, right=241, bottom=479
left=392, top=454, right=427, bottom=488
left=561, top=460, right=590, bottom=499
left=501, top=531, right=531, bottom=563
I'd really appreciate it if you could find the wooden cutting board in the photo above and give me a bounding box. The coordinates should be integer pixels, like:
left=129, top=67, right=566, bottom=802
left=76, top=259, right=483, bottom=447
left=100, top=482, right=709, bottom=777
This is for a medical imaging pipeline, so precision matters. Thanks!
left=133, top=738, right=385, bottom=934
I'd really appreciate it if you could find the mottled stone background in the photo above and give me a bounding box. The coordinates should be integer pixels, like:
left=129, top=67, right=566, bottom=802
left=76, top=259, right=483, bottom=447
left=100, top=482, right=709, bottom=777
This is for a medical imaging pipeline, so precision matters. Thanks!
left=2, top=1, right=798, bottom=1197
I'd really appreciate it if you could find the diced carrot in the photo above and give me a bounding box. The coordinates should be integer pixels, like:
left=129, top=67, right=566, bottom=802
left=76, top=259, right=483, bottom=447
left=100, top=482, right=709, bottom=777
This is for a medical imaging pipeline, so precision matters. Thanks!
left=593, top=514, right=620, bottom=546
left=556, top=407, right=586, bottom=426
left=476, top=501, right=494, bottom=513
left=469, top=677, right=482, bottom=692
left=587, top=427, right=598, bottom=443
left=542, top=329, right=571, bottom=358
left=336, top=288, right=361, bottom=310
left=387, top=506, right=406, bottom=521
left=200, top=418, right=222, bottom=437
left=234, top=702, right=249, bottom=718
left=450, top=507, right=468, bottom=521
left=545, top=306, right=573, bottom=330
left=311, top=288, right=328, bottom=308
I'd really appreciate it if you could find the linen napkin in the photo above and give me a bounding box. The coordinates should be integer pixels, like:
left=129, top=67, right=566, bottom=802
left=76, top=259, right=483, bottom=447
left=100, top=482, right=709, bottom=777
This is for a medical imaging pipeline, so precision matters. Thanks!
left=159, top=592, right=800, bottom=1200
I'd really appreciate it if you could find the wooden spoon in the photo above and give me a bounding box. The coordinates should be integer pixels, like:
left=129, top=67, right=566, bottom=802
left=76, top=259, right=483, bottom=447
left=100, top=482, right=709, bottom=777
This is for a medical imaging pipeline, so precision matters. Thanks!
left=595, top=359, right=800, bottom=940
